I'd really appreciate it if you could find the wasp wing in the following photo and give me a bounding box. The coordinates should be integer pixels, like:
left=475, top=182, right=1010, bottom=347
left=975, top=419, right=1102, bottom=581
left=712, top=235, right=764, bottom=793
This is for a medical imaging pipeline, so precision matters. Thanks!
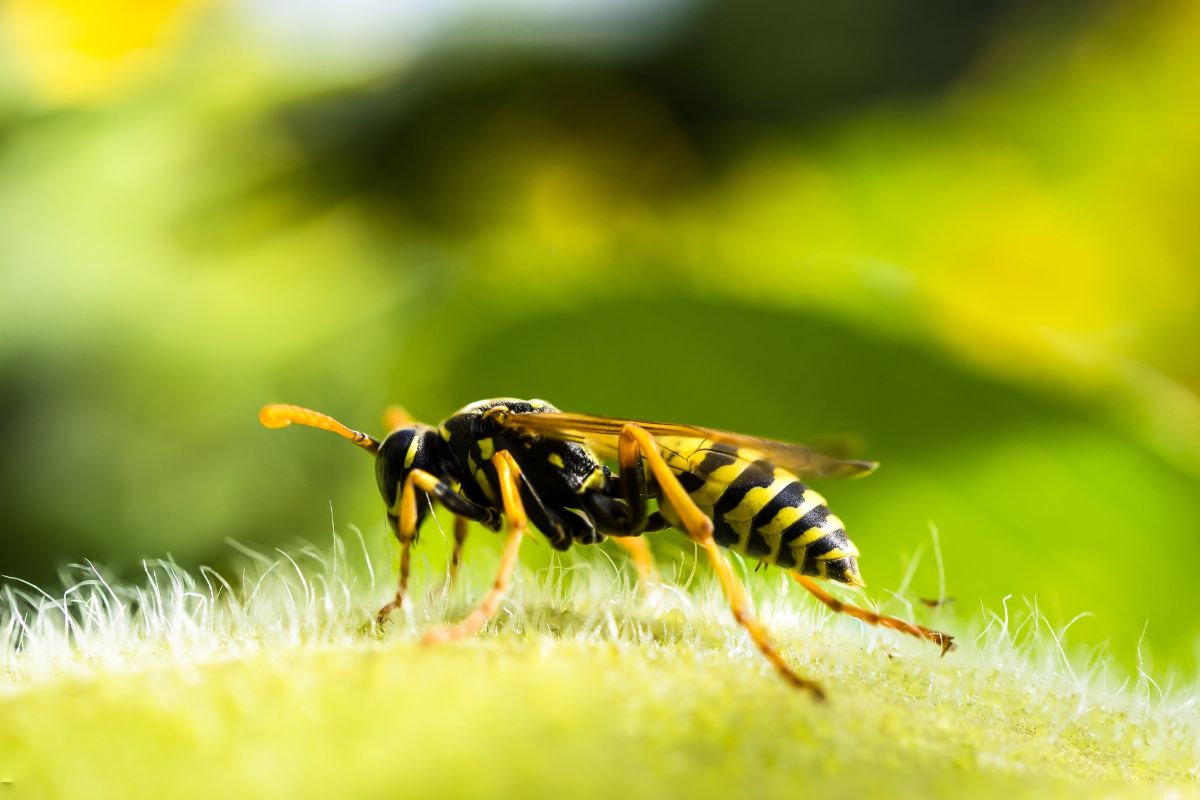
left=496, top=411, right=877, bottom=479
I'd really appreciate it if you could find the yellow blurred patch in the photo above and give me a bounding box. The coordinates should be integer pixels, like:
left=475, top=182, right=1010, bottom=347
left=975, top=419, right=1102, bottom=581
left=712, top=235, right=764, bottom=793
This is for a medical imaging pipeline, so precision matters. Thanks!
left=3, top=0, right=207, bottom=104
left=528, top=157, right=612, bottom=257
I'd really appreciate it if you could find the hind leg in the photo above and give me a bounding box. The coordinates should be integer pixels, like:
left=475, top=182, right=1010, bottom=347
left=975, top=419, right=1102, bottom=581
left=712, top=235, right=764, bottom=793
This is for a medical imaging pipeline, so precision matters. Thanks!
left=792, top=574, right=955, bottom=654
left=616, top=424, right=825, bottom=700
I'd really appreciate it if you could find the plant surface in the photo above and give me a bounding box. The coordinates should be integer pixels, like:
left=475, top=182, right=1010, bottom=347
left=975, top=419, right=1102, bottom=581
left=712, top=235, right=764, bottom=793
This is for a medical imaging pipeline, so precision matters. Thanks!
left=1, top=534, right=1196, bottom=799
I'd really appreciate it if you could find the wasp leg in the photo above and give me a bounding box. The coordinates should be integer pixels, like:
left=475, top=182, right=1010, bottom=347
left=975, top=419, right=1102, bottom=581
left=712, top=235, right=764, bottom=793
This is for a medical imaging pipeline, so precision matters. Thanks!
left=791, top=574, right=956, bottom=655
left=375, top=469, right=432, bottom=624
left=618, top=424, right=825, bottom=700
left=376, top=469, right=496, bottom=625
left=447, top=515, right=470, bottom=588
left=422, top=451, right=527, bottom=644
left=586, top=489, right=667, bottom=589
left=582, top=422, right=656, bottom=537
left=558, top=507, right=603, bottom=544
left=612, top=537, right=662, bottom=586
left=518, top=479, right=574, bottom=550
left=429, top=516, right=474, bottom=601
left=588, top=432, right=652, bottom=534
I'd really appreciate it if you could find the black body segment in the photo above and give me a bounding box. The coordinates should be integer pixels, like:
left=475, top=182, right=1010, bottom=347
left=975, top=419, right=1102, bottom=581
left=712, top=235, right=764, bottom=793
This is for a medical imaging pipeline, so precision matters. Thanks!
left=260, top=396, right=955, bottom=697
left=436, top=398, right=611, bottom=547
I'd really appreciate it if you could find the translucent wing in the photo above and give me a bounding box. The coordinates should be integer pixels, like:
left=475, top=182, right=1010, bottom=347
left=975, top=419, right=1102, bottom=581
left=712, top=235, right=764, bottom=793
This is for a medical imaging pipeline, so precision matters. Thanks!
left=495, top=411, right=877, bottom=479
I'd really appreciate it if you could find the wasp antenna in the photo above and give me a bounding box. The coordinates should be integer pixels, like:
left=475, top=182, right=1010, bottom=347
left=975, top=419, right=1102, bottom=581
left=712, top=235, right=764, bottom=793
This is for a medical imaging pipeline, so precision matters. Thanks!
left=259, top=404, right=380, bottom=455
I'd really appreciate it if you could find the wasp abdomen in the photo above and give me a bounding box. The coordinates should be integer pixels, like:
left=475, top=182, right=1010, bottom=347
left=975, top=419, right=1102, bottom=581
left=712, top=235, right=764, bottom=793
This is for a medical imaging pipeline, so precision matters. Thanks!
left=662, top=440, right=863, bottom=585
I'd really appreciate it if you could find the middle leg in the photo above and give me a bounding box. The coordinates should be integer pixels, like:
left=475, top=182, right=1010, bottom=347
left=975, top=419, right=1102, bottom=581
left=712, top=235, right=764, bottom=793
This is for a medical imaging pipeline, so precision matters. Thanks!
left=612, top=537, right=661, bottom=586
left=422, top=451, right=528, bottom=644
left=583, top=455, right=664, bottom=587
left=447, top=515, right=470, bottom=588
left=792, top=574, right=956, bottom=654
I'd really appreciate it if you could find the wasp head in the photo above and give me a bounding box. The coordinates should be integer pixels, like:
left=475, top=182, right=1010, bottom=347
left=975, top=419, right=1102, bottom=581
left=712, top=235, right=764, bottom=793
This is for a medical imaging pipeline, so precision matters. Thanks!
left=260, top=404, right=446, bottom=535
left=374, top=425, right=446, bottom=531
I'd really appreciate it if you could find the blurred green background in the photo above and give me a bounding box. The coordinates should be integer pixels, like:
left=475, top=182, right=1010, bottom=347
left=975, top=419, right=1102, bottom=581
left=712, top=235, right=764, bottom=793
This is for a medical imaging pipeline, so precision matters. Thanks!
left=1, top=0, right=1198, bottom=675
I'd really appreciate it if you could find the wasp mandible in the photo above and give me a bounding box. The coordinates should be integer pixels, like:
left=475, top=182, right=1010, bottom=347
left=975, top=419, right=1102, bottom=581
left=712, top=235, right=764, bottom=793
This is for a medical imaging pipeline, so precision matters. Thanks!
left=260, top=398, right=954, bottom=700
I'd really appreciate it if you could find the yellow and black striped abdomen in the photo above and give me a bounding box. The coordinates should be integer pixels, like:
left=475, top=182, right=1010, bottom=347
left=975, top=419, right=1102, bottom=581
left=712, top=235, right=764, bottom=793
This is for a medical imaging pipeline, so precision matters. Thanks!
left=656, top=438, right=863, bottom=585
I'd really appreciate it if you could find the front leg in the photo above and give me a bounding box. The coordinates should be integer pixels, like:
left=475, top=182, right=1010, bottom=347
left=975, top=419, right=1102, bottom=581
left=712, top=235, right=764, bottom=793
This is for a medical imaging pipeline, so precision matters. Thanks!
left=376, top=469, right=497, bottom=624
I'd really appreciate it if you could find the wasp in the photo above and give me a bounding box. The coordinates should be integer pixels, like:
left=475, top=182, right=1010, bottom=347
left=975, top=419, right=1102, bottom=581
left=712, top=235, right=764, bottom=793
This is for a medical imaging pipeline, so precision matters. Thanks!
left=260, top=398, right=954, bottom=700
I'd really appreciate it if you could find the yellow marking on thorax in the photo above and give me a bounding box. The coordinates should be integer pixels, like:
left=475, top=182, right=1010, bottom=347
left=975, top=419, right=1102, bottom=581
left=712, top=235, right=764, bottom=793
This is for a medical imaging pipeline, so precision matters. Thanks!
left=475, top=468, right=496, bottom=503
left=467, top=454, right=495, bottom=502
left=547, top=453, right=564, bottom=468
left=478, top=437, right=495, bottom=460
left=581, top=468, right=606, bottom=492
left=404, top=436, right=421, bottom=468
